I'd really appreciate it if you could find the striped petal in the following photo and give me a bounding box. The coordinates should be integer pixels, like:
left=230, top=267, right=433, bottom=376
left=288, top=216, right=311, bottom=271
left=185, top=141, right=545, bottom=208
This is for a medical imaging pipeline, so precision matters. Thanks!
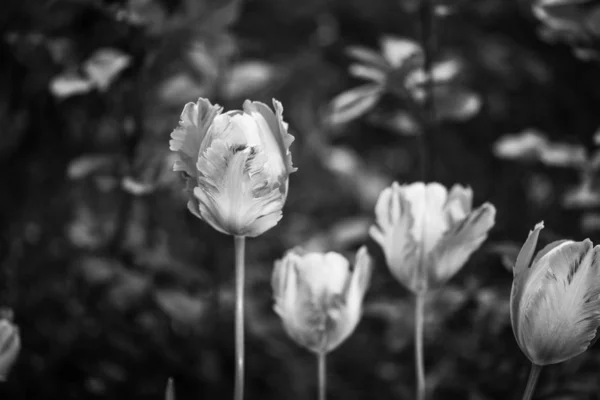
left=169, top=98, right=222, bottom=177
left=193, top=140, right=284, bottom=237
left=518, top=240, right=600, bottom=365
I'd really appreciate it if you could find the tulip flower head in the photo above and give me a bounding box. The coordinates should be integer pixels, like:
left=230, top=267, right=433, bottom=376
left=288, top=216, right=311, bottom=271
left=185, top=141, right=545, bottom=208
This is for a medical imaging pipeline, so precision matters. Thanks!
left=169, top=98, right=296, bottom=237
left=0, top=319, right=20, bottom=381
left=370, top=182, right=496, bottom=293
left=272, top=247, right=373, bottom=354
left=510, top=222, right=600, bottom=365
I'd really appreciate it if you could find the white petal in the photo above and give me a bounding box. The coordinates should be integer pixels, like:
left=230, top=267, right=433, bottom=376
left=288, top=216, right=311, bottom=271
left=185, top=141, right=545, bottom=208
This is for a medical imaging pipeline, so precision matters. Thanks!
left=402, top=182, right=449, bottom=254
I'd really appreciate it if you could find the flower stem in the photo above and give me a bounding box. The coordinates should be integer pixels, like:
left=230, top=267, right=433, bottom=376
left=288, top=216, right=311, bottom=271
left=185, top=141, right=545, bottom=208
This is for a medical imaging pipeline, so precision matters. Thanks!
left=318, top=352, right=327, bottom=400
left=415, top=293, right=426, bottom=400
left=234, top=236, right=246, bottom=400
left=521, top=364, right=543, bottom=400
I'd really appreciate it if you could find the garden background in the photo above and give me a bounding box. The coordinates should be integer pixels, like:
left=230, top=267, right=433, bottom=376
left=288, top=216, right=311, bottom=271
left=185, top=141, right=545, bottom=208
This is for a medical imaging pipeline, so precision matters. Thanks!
left=1, top=0, right=600, bottom=399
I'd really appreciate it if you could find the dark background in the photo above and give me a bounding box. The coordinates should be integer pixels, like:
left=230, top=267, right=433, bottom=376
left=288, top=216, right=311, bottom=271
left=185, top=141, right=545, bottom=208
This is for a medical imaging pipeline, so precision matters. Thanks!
left=1, top=0, right=600, bottom=399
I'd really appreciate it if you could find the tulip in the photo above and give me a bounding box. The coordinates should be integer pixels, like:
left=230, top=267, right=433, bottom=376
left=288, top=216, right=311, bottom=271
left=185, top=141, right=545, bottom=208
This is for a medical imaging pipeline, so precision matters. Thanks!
left=169, top=97, right=296, bottom=238
left=170, top=97, right=296, bottom=400
left=370, top=182, right=496, bottom=293
left=511, top=222, right=600, bottom=366
left=0, top=319, right=20, bottom=381
left=272, top=246, right=372, bottom=354
left=370, top=181, right=495, bottom=400
left=272, top=247, right=372, bottom=400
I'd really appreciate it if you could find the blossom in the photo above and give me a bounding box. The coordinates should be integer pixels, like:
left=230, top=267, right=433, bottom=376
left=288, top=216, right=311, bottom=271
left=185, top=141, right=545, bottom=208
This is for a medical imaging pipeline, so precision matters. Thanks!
left=370, top=182, right=496, bottom=293
left=0, top=319, right=20, bottom=381
left=271, top=247, right=372, bottom=354
left=169, top=98, right=296, bottom=237
left=510, top=222, right=600, bottom=365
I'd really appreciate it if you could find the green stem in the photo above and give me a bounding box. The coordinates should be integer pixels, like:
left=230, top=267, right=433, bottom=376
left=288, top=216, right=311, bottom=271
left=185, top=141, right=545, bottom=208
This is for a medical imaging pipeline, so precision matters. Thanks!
left=234, top=236, right=246, bottom=400
left=521, top=364, right=542, bottom=400
left=415, top=293, right=426, bottom=400
left=318, top=352, right=327, bottom=400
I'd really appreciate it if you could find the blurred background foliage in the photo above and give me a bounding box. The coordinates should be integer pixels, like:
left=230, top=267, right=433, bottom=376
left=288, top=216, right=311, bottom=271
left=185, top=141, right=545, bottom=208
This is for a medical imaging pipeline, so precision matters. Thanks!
left=1, top=0, right=600, bottom=399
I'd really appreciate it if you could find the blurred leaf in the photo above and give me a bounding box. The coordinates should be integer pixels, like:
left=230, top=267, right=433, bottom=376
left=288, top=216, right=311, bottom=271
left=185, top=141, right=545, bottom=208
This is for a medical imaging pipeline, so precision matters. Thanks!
left=346, top=45, right=388, bottom=69
left=580, top=212, right=600, bottom=232
left=367, top=109, right=421, bottom=136
left=493, top=129, right=549, bottom=162
left=119, top=0, right=167, bottom=34
left=154, top=290, right=207, bottom=326
left=67, top=155, right=119, bottom=180
left=539, top=142, right=587, bottom=167
left=49, top=71, right=94, bottom=99
left=222, top=60, right=278, bottom=99
left=158, top=73, right=210, bottom=105
left=327, top=84, right=382, bottom=125
left=121, top=177, right=155, bottom=196
left=348, top=63, right=386, bottom=83
left=77, top=257, right=120, bottom=285
left=68, top=205, right=116, bottom=249
left=107, top=269, right=152, bottom=311
left=380, top=36, right=422, bottom=68
left=562, top=177, right=600, bottom=208
left=83, top=48, right=131, bottom=91
left=434, top=86, right=482, bottom=121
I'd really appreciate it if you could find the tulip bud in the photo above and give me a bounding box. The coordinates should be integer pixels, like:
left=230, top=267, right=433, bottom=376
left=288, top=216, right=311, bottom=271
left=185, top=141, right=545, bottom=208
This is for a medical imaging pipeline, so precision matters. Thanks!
left=0, top=319, right=20, bottom=381
left=370, top=182, right=496, bottom=293
left=510, top=222, right=600, bottom=365
left=169, top=98, right=296, bottom=237
left=271, top=246, right=372, bottom=354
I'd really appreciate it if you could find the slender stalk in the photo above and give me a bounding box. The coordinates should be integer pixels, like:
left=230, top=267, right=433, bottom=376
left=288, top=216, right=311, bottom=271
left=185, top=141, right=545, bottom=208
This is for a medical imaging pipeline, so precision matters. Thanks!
left=234, top=236, right=246, bottom=400
left=414, top=293, right=426, bottom=400
left=318, top=352, right=327, bottom=400
left=521, top=364, right=543, bottom=400
left=417, top=0, right=437, bottom=181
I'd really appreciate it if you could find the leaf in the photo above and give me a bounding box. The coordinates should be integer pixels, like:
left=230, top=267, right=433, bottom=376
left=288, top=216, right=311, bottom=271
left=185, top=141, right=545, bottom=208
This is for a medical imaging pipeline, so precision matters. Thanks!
left=345, top=45, right=388, bottom=69
left=221, top=60, right=278, bottom=99
left=493, top=129, right=548, bottom=161
left=367, top=109, right=421, bottom=136
left=158, top=73, right=210, bottom=106
left=154, top=290, right=207, bottom=326
left=434, top=86, right=482, bottom=121
left=49, top=71, right=94, bottom=99
left=77, top=257, right=120, bottom=285
left=348, top=63, right=386, bottom=83
left=379, top=36, right=422, bottom=69
left=121, top=177, right=155, bottom=196
left=327, top=84, right=382, bottom=125
left=562, top=178, right=600, bottom=208
left=67, top=155, right=118, bottom=180
left=538, top=141, right=587, bottom=167
left=83, top=48, right=132, bottom=91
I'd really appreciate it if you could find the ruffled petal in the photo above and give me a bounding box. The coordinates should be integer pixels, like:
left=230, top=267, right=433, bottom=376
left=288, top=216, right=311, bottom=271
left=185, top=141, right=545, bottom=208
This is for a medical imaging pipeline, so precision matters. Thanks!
left=169, top=98, right=222, bottom=177
left=510, top=221, right=544, bottom=341
left=193, top=140, right=284, bottom=237
left=429, top=202, right=496, bottom=287
left=243, top=99, right=297, bottom=177
left=519, top=240, right=600, bottom=365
